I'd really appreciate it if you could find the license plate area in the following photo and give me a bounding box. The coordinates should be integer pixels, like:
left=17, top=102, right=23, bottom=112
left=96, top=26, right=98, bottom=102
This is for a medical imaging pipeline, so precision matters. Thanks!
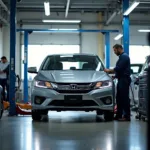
left=64, top=95, right=83, bottom=106
left=64, top=95, right=82, bottom=101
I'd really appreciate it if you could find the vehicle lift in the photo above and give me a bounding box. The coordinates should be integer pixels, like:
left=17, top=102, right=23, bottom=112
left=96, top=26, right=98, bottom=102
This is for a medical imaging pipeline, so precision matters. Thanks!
left=3, top=75, right=32, bottom=116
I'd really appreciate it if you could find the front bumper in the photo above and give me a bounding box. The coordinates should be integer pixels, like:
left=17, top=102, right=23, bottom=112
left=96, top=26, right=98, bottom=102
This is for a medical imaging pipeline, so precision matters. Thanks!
left=31, top=86, right=114, bottom=111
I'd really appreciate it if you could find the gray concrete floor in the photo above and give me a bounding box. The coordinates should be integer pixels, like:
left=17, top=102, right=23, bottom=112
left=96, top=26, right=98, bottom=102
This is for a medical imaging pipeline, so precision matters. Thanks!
left=0, top=111, right=147, bottom=150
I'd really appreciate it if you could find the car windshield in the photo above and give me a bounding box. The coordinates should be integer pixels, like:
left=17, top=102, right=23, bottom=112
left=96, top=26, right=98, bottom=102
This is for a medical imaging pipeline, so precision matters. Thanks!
left=41, top=54, right=104, bottom=71
left=130, top=64, right=143, bottom=74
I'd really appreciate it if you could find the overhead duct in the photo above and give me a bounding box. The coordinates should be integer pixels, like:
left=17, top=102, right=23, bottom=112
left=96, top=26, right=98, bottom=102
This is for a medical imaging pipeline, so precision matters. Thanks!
left=0, top=0, right=10, bottom=14
left=0, top=0, right=9, bottom=24
left=106, top=11, right=117, bottom=25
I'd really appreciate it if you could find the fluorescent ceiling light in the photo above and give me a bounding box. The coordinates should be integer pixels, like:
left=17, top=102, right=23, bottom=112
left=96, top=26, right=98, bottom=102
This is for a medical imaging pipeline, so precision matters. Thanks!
left=48, top=29, right=78, bottom=31
left=42, top=20, right=81, bottom=23
left=65, top=0, right=70, bottom=18
left=114, top=34, right=123, bottom=40
left=106, top=12, right=117, bottom=25
left=58, top=29, right=78, bottom=31
left=49, top=28, right=59, bottom=30
left=138, top=29, right=150, bottom=32
left=123, top=1, right=140, bottom=16
left=44, top=2, right=50, bottom=16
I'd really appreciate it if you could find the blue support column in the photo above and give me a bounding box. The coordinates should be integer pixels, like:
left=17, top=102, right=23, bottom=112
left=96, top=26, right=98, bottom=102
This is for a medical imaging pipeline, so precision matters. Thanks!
left=9, top=0, right=16, bottom=115
left=123, top=0, right=129, bottom=55
left=105, top=32, right=110, bottom=68
left=24, top=31, right=28, bottom=103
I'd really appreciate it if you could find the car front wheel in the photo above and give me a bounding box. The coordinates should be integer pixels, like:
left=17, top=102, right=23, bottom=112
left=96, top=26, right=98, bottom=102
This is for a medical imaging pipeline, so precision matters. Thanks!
left=32, top=110, right=42, bottom=121
left=104, top=111, right=114, bottom=121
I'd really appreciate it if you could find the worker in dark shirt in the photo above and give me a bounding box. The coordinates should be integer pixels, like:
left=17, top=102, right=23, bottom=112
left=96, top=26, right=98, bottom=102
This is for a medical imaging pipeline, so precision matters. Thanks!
left=104, top=44, right=131, bottom=121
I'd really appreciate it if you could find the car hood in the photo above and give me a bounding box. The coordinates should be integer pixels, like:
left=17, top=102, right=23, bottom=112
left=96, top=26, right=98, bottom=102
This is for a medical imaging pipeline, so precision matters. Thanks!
left=35, top=70, right=111, bottom=83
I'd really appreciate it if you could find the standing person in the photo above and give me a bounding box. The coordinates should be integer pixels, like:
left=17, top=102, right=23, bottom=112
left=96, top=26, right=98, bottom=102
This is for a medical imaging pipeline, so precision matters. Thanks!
left=104, top=44, right=131, bottom=121
left=0, top=56, right=9, bottom=101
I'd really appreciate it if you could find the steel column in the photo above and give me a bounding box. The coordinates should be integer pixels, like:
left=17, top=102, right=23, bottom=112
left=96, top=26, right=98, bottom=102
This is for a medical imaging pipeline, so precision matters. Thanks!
left=9, top=0, right=16, bottom=116
left=24, top=31, right=28, bottom=103
left=123, top=0, right=129, bottom=55
left=105, top=32, right=110, bottom=68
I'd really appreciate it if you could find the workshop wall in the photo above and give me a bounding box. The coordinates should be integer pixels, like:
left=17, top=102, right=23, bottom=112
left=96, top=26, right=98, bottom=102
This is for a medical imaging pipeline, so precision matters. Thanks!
left=3, top=26, right=21, bottom=76
left=81, top=24, right=99, bottom=55
left=18, top=12, right=100, bottom=56
left=21, top=24, right=80, bottom=45
left=0, top=26, right=3, bottom=57
left=2, top=12, right=150, bottom=77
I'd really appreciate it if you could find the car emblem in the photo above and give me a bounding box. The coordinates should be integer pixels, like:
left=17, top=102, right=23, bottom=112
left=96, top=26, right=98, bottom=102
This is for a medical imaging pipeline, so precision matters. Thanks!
left=70, top=84, right=78, bottom=90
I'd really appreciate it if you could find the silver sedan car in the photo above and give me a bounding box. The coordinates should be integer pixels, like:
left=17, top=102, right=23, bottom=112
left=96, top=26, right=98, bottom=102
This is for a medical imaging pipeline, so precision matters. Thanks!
left=28, top=54, right=115, bottom=121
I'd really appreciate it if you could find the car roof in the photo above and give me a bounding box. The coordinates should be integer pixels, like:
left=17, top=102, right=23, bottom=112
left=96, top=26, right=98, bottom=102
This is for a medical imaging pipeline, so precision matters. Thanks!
left=46, top=53, right=97, bottom=57
left=130, top=64, right=143, bottom=66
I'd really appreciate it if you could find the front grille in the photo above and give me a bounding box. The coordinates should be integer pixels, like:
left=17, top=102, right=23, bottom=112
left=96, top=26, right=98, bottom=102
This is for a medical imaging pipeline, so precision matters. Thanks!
left=48, top=100, right=98, bottom=107
left=54, top=83, right=94, bottom=93
left=55, top=90, right=91, bottom=93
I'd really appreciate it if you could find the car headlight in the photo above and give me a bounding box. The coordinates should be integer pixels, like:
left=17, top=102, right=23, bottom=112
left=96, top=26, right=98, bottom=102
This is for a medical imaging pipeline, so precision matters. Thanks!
left=94, top=80, right=112, bottom=89
left=34, top=80, right=53, bottom=89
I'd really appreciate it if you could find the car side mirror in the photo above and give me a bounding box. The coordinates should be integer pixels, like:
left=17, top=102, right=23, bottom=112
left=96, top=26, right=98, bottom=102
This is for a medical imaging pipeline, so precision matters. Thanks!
left=28, top=67, right=38, bottom=74
left=130, top=69, right=134, bottom=74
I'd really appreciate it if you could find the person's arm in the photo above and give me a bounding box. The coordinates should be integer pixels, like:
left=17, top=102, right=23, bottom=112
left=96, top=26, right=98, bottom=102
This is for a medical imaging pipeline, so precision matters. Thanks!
left=2, top=64, right=9, bottom=74
left=104, top=68, right=115, bottom=74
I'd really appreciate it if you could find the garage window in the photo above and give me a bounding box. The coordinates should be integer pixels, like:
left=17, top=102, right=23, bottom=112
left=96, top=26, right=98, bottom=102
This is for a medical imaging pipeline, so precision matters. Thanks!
left=129, top=45, right=150, bottom=64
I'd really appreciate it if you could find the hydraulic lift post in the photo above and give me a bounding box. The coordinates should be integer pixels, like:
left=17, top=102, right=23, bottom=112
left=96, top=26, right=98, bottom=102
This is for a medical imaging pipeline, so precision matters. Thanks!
left=9, top=0, right=17, bottom=116
left=24, top=31, right=29, bottom=103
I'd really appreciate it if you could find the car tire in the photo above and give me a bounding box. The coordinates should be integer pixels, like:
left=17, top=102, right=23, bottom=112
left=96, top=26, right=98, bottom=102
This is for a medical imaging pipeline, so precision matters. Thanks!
left=104, top=111, right=114, bottom=121
left=41, top=110, right=48, bottom=115
left=32, top=110, right=42, bottom=121
left=96, top=110, right=102, bottom=116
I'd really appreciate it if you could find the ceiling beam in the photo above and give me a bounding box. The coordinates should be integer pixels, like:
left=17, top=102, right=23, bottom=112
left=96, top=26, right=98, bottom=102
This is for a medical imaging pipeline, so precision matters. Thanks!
left=17, top=19, right=150, bottom=26
left=106, top=11, right=117, bottom=25
left=0, top=0, right=9, bottom=24
left=0, top=0, right=10, bottom=14
left=0, top=15, right=8, bottom=25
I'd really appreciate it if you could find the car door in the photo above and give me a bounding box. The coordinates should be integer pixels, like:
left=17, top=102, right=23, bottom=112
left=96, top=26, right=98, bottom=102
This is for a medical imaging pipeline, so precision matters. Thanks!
left=138, top=57, right=150, bottom=114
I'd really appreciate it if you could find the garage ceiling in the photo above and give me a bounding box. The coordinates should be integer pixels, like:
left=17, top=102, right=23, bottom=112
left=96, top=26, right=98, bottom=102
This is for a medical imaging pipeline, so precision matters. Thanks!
left=0, top=0, right=150, bottom=25
left=2, top=0, right=150, bottom=13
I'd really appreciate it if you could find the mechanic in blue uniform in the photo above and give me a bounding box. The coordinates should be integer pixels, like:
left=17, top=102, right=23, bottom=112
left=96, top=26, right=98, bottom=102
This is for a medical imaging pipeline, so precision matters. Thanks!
left=104, top=44, right=131, bottom=121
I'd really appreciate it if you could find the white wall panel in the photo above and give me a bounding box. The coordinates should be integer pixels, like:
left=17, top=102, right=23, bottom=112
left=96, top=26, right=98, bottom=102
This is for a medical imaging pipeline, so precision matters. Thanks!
left=21, top=24, right=80, bottom=45
left=0, top=27, right=3, bottom=57
left=17, top=12, right=98, bottom=22
left=81, top=24, right=99, bottom=55
left=21, top=33, right=80, bottom=45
